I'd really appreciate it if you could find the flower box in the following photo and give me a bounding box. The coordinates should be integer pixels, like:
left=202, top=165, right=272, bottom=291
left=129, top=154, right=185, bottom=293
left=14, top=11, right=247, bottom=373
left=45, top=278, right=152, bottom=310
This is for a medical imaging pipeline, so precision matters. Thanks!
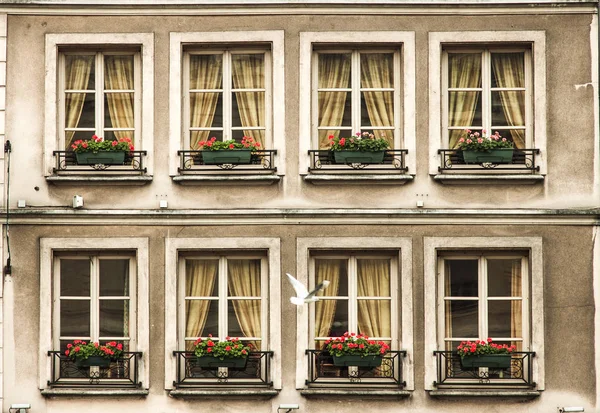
left=75, top=356, right=111, bottom=368
left=333, top=151, right=385, bottom=165
left=332, top=354, right=383, bottom=368
left=76, top=151, right=126, bottom=165
left=201, top=149, right=252, bottom=165
left=462, top=148, right=514, bottom=164
left=194, top=356, right=248, bottom=369
left=460, top=354, right=512, bottom=370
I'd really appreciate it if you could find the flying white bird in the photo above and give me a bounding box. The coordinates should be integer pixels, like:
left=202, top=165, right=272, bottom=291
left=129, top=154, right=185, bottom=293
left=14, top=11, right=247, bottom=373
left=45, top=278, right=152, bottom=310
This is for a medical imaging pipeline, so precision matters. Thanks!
left=286, top=273, right=330, bottom=305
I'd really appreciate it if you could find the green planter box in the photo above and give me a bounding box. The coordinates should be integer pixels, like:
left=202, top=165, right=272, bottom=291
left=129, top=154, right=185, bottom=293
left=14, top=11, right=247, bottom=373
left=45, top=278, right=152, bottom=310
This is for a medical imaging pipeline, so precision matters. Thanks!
left=332, top=354, right=383, bottom=368
left=75, top=356, right=111, bottom=368
left=462, top=149, right=514, bottom=164
left=460, top=354, right=512, bottom=369
left=201, top=149, right=252, bottom=165
left=333, top=151, right=385, bottom=165
left=75, top=151, right=126, bottom=165
left=194, top=356, right=248, bottom=369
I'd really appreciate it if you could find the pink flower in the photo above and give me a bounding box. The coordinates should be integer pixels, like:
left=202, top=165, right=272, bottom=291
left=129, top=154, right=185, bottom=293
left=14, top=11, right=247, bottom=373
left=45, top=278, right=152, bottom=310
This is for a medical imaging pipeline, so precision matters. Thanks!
left=466, top=139, right=472, bottom=144
left=112, top=140, right=118, bottom=146
left=477, top=138, right=483, bottom=143
left=502, top=138, right=507, bottom=142
left=458, top=137, right=465, bottom=143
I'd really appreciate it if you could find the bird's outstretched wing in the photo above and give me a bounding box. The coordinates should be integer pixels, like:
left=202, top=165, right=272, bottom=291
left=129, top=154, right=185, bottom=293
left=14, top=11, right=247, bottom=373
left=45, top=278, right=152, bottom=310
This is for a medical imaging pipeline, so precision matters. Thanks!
left=286, top=273, right=310, bottom=298
left=305, top=280, right=330, bottom=299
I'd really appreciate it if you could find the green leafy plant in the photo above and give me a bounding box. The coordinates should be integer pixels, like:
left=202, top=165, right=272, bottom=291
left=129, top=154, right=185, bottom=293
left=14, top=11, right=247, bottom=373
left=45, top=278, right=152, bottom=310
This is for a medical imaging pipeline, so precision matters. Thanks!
left=325, top=332, right=390, bottom=357
left=456, top=338, right=516, bottom=358
left=193, top=335, right=250, bottom=360
left=328, top=132, right=390, bottom=152
left=64, top=340, right=124, bottom=362
left=197, top=136, right=261, bottom=151
left=71, top=135, right=134, bottom=153
left=456, top=129, right=514, bottom=152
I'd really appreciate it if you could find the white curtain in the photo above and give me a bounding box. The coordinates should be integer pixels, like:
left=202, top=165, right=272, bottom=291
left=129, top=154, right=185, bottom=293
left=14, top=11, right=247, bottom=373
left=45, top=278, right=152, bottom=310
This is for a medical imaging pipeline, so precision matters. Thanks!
left=317, top=54, right=351, bottom=149
left=64, top=55, right=93, bottom=148
left=360, top=54, right=394, bottom=146
left=492, top=53, right=526, bottom=149
left=189, top=55, right=222, bottom=149
left=448, top=53, right=481, bottom=148
left=104, top=56, right=135, bottom=140
left=232, top=55, right=265, bottom=147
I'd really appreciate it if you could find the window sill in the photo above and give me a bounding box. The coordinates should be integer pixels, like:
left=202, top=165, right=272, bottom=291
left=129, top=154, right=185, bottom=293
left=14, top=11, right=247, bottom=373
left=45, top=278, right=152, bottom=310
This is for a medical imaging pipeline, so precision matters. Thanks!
left=304, top=174, right=414, bottom=185
left=433, top=174, right=544, bottom=185
left=301, top=389, right=411, bottom=398
left=172, top=174, right=281, bottom=186
left=41, top=388, right=149, bottom=397
left=428, top=390, right=540, bottom=399
left=46, top=175, right=153, bottom=186
left=168, top=389, right=279, bottom=398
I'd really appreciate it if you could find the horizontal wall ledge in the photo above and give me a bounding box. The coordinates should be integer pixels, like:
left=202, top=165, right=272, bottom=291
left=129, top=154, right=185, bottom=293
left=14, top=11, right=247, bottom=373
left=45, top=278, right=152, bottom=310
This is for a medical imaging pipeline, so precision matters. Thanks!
left=301, top=389, right=411, bottom=398
left=46, top=175, right=153, bottom=186
left=433, top=174, right=545, bottom=185
left=428, top=390, right=541, bottom=399
left=304, top=174, right=414, bottom=185
left=169, top=389, right=279, bottom=398
left=41, top=389, right=149, bottom=397
left=172, top=175, right=281, bottom=186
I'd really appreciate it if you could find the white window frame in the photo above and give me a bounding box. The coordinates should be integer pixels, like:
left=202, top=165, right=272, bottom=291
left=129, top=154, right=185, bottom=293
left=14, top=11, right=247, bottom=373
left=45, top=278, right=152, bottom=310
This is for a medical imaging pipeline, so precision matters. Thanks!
left=299, top=32, right=416, bottom=175
left=423, top=237, right=544, bottom=391
left=296, top=237, right=414, bottom=390
left=39, top=238, right=150, bottom=390
left=164, top=238, right=282, bottom=390
left=44, top=33, right=154, bottom=177
left=169, top=31, right=285, bottom=176
left=428, top=31, right=546, bottom=176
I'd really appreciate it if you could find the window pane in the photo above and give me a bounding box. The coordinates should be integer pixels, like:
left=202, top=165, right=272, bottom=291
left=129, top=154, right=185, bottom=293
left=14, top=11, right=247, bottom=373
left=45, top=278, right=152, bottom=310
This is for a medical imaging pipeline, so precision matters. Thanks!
left=99, top=299, right=129, bottom=337
left=232, top=129, right=264, bottom=145
left=488, top=300, right=522, bottom=339
left=104, top=93, right=135, bottom=129
left=185, top=299, right=218, bottom=338
left=232, top=92, right=265, bottom=127
left=99, top=259, right=129, bottom=297
left=315, top=299, right=348, bottom=338
left=318, top=53, right=351, bottom=89
left=190, top=130, right=223, bottom=150
left=190, top=92, right=223, bottom=128
left=360, top=53, right=393, bottom=89
left=65, top=55, right=95, bottom=90
left=227, top=259, right=261, bottom=297
left=445, top=260, right=478, bottom=297
left=60, top=259, right=90, bottom=296
left=357, top=299, right=391, bottom=338
left=448, top=91, right=482, bottom=127
left=448, top=53, right=482, bottom=88
left=104, top=55, right=134, bottom=90
left=491, top=52, right=525, bottom=88
left=60, top=300, right=90, bottom=337
left=488, top=259, right=522, bottom=297
left=65, top=92, right=95, bottom=129
left=186, top=259, right=219, bottom=297
left=315, top=259, right=347, bottom=296
left=104, top=131, right=134, bottom=142
left=357, top=259, right=390, bottom=297
left=445, top=300, right=478, bottom=338
left=228, top=299, right=261, bottom=338
left=190, top=54, right=223, bottom=89
left=360, top=91, right=393, bottom=127
left=317, top=129, right=351, bottom=150
left=232, top=54, right=265, bottom=89
left=491, top=91, right=525, bottom=127
left=318, top=92, right=352, bottom=127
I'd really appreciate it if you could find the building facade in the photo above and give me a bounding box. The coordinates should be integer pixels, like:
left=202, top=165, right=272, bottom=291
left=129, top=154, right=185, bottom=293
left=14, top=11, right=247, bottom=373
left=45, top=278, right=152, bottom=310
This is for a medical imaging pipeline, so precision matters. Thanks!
left=0, top=0, right=598, bottom=412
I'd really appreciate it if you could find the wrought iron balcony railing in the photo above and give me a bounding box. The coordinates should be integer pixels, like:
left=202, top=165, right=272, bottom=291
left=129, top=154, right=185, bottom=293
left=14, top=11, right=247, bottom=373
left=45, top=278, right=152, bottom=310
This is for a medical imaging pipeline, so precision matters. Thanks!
left=172, top=351, right=274, bottom=388
left=177, top=150, right=277, bottom=174
left=52, top=151, right=148, bottom=175
left=47, top=351, right=143, bottom=388
left=305, top=349, right=407, bottom=387
left=438, top=149, right=540, bottom=173
left=433, top=351, right=536, bottom=388
left=308, top=149, right=409, bottom=173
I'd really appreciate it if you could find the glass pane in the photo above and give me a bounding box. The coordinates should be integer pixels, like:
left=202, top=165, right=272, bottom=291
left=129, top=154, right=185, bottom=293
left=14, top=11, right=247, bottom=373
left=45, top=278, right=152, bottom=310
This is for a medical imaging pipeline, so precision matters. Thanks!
left=448, top=53, right=482, bottom=88
left=445, top=260, right=478, bottom=297
left=60, top=259, right=90, bottom=296
left=191, top=130, right=223, bottom=150
left=360, top=53, right=394, bottom=89
left=232, top=54, right=265, bottom=89
left=186, top=259, right=219, bottom=297
left=60, top=300, right=90, bottom=336
left=360, top=91, right=393, bottom=127
left=445, top=300, right=478, bottom=338
left=318, top=92, right=352, bottom=127
left=232, top=129, right=264, bottom=145
left=99, top=299, right=129, bottom=337
left=357, top=259, right=390, bottom=297
left=315, top=259, right=347, bottom=296
left=448, top=91, right=482, bottom=127
left=99, top=259, right=129, bottom=297
left=357, top=299, right=391, bottom=337
left=318, top=53, right=351, bottom=89
left=228, top=300, right=261, bottom=338
left=185, top=299, right=218, bottom=338
left=104, top=55, right=134, bottom=90
left=314, top=299, right=347, bottom=337
left=488, top=300, right=522, bottom=338
left=104, top=93, right=135, bottom=128
left=232, top=92, right=265, bottom=127
left=491, top=52, right=525, bottom=88
left=491, top=91, right=525, bottom=126
left=190, top=92, right=223, bottom=128
left=488, top=259, right=522, bottom=297
left=190, top=54, right=223, bottom=90
left=65, top=92, right=95, bottom=129
left=65, top=55, right=95, bottom=90
left=104, top=131, right=134, bottom=142
left=228, top=259, right=261, bottom=297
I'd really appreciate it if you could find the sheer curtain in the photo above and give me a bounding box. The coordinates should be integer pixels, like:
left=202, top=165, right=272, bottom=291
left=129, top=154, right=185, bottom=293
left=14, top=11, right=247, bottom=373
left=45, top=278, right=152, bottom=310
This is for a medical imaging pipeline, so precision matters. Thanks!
left=314, top=260, right=341, bottom=349
left=64, top=55, right=93, bottom=148
left=492, top=53, right=526, bottom=149
left=448, top=54, right=482, bottom=148
left=189, top=55, right=222, bottom=149
left=444, top=262, right=453, bottom=351
left=318, top=54, right=351, bottom=149
left=185, top=260, right=218, bottom=351
left=357, top=259, right=391, bottom=339
left=360, top=54, right=394, bottom=146
left=104, top=56, right=135, bottom=140
left=227, top=259, right=262, bottom=350
left=232, top=55, right=265, bottom=147
left=510, top=260, right=523, bottom=351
